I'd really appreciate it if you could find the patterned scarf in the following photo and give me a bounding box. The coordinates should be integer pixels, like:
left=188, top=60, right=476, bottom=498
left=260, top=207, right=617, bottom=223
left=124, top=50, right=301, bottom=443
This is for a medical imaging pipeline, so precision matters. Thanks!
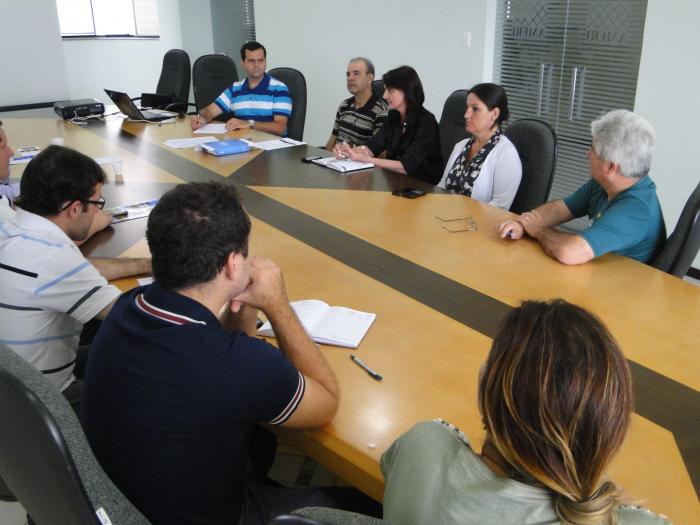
left=444, top=130, right=503, bottom=196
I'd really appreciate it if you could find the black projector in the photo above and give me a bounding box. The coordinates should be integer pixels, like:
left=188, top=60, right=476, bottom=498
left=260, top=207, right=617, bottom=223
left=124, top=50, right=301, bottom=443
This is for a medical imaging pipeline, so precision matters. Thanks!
left=53, top=98, right=105, bottom=120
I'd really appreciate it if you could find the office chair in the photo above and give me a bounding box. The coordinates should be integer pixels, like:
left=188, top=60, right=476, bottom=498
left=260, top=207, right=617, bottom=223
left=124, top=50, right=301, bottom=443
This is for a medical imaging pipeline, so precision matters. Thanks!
left=438, top=89, right=469, bottom=163
left=0, top=474, right=14, bottom=501
left=0, top=344, right=151, bottom=525
left=132, top=49, right=191, bottom=113
left=371, top=79, right=385, bottom=101
left=192, top=53, right=239, bottom=114
left=269, top=67, right=307, bottom=141
left=268, top=507, right=387, bottom=525
left=504, top=118, right=558, bottom=215
left=651, top=181, right=700, bottom=277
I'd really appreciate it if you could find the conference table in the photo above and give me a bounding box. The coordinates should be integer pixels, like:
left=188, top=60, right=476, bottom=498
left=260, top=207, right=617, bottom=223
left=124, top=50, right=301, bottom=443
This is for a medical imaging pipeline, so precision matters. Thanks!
left=4, top=113, right=699, bottom=524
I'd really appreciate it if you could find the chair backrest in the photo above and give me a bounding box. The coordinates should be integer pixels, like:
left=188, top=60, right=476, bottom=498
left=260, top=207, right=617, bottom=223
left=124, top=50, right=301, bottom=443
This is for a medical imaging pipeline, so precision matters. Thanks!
left=652, top=181, right=700, bottom=277
left=269, top=67, right=307, bottom=141
left=438, top=89, right=469, bottom=162
left=372, top=79, right=385, bottom=101
left=504, top=118, right=558, bottom=214
left=192, top=53, right=238, bottom=112
left=0, top=344, right=151, bottom=525
left=155, top=49, right=191, bottom=105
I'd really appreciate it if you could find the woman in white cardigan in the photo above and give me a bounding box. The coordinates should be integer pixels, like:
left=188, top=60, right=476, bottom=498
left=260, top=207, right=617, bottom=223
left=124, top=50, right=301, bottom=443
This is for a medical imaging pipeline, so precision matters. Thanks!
left=438, top=84, right=522, bottom=209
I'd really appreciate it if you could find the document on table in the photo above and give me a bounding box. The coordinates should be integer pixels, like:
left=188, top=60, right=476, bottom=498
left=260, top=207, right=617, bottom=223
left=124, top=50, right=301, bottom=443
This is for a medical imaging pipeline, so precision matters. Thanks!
left=106, top=199, right=159, bottom=224
left=164, top=136, right=217, bottom=149
left=241, top=138, right=305, bottom=151
left=94, top=156, right=122, bottom=166
left=193, top=123, right=227, bottom=134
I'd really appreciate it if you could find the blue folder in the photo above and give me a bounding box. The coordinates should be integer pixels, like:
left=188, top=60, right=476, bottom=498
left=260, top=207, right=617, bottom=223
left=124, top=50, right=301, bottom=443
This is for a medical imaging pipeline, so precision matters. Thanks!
left=201, top=139, right=250, bottom=156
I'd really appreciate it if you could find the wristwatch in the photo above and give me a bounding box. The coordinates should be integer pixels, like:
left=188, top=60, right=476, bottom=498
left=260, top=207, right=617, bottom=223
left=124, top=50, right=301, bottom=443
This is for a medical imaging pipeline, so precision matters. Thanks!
left=248, top=119, right=255, bottom=129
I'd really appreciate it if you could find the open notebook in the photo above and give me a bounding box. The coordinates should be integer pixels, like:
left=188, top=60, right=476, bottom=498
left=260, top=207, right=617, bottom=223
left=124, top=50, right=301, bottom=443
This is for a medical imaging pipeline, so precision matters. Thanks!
left=311, top=157, right=374, bottom=173
left=257, top=299, right=376, bottom=348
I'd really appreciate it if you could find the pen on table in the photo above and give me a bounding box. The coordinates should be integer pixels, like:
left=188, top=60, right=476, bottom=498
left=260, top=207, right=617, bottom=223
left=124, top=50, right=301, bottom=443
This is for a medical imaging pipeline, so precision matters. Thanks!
left=350, top=354, right=382, bottom=381
left=280, top=137, right=296, bottom=144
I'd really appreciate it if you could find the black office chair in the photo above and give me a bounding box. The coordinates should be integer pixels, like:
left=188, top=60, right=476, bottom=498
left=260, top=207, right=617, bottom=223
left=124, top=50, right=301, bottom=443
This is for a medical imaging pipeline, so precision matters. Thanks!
left=371, top=79, right=385, bottom=101
left=269, top=67, right=307, bottom=141
left=132, top=49, right=191, bottom=113
left=192, top=53, right=239, bottom=114
left=651, top=181, right=700, bottom=277
left=504, top=118, right=558, bottom=214
left=268, top=507, right=387, bottom=525
left=0, top=344, right=151, bottom=525
left=438, top=89, right=469, bottom=163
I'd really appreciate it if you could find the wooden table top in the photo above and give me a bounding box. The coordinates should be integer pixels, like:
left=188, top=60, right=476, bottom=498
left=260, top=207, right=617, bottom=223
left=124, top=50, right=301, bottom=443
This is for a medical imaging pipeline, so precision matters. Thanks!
left=4, top=116, right=698, bottom=524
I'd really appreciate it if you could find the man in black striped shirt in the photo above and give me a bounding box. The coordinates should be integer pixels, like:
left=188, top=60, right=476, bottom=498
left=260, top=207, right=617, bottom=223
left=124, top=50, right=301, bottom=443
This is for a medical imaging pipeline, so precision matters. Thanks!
left=325, top=57, right=388, bottom=150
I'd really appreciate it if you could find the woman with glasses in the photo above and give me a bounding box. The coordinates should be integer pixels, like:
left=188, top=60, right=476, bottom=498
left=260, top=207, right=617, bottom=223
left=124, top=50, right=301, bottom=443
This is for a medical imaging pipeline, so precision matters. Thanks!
left=381, top=299, right=668, bottom=525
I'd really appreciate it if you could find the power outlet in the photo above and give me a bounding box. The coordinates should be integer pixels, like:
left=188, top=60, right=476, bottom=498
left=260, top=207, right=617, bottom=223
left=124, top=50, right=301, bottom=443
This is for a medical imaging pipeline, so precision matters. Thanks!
left=463, top=31, right=472, bottom=48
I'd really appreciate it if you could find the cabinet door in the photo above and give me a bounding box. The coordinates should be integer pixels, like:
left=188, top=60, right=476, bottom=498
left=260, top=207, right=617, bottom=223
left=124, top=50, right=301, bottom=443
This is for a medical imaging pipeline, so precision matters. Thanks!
left=549, top=0, right=648, bottom=200
left=494, top=0, right=568, bottom=124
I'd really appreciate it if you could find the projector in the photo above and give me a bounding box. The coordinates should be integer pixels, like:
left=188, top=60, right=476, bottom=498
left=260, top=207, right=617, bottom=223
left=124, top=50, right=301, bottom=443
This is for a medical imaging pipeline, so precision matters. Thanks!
left=53, top=98, right=105, bottom=120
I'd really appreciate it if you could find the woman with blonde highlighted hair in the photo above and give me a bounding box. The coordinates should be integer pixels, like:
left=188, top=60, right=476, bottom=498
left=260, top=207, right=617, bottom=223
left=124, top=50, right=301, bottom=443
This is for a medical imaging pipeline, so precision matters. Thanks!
left=381, top=300, right=669, bottom=524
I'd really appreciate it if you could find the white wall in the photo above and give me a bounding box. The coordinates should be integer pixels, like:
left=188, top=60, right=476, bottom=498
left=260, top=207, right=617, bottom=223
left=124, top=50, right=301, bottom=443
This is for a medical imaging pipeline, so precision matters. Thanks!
left=635, top=0, right=700, bottom=267
left=178, top=0, right=215, bottom=99
left=62, top=0, right=183, bottom=102
left=1, top=0, right=69, bottom=106
left=256, top=0, right=491, bottom=146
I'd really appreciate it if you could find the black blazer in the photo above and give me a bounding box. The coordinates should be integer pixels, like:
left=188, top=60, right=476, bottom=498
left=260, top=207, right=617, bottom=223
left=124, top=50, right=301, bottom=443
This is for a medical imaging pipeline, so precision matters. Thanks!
left=365, top=107, right=443, bottom=184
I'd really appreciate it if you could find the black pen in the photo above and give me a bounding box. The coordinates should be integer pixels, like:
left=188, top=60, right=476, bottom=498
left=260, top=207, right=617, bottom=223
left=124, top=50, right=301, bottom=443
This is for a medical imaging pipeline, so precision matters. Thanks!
left=350, top=354, right=382, bottom=381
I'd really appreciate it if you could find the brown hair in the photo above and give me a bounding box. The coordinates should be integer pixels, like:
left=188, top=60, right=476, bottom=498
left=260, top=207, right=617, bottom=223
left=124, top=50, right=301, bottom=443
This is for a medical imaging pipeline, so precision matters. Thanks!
left=478, top=299, right=632, bottom=525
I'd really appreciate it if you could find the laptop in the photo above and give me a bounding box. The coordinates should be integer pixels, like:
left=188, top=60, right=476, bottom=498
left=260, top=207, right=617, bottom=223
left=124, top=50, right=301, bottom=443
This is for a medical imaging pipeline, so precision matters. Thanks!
left=104, top=89, right=178, bottom=122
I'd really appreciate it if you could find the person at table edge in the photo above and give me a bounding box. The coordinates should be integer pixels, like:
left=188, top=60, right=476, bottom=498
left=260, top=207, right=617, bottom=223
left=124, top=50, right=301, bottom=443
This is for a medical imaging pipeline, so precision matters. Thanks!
left=0, top=145, right=151, bottom=411
left=190, top=41, right=291, bottom=136
left=497, top=109, right=664, bottom=265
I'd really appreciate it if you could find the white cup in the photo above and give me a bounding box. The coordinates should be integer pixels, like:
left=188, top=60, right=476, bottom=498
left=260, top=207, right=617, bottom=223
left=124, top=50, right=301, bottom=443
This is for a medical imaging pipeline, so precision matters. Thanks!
left=113, top=161, right=124, bottom=184
left=51, top=137, right=65, bottom=146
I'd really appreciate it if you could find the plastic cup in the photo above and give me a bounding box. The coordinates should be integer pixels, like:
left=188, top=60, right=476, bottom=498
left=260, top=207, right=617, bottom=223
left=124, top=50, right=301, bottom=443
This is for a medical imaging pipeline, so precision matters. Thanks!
left=113, top=161, right=124, bottom=184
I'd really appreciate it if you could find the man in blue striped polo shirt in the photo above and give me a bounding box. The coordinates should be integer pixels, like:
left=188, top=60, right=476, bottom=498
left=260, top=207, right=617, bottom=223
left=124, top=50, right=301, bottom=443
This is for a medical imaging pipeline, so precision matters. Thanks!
left=191, top=41, right=292, bottom=136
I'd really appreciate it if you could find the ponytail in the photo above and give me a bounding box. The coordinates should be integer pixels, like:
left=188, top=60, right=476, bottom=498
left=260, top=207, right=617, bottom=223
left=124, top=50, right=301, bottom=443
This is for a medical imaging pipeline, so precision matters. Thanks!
left=555, top=480, right=619, bottom=525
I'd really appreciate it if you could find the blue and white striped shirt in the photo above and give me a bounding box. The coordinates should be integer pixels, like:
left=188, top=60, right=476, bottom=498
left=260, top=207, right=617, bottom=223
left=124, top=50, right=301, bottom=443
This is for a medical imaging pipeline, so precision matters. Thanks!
left=214, top=73, right=292, bottom=122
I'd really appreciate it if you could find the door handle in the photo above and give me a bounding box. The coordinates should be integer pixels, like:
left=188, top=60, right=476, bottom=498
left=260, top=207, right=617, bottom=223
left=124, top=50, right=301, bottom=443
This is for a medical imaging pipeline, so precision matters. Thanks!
left=569, top=66, right=579, bottom=121
left=537, top=64, right=554, bottom=116
left=537, top=63, right=545, bottom=116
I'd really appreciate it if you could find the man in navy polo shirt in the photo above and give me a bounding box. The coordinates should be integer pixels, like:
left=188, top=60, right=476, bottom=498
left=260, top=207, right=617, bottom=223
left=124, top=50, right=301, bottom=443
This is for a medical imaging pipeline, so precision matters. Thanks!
left=497, top=109, right=664, bottom=265
left=191, top=41, right=292, bottom=136
left=83, top=182, right=379, bottom=525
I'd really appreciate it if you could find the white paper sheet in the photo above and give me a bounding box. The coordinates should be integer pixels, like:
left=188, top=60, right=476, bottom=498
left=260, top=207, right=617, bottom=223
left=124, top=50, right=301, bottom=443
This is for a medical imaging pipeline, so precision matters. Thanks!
left=193, top=123, right=227, bottom=134
left=241, top=138, right=305, bottom=151
left=164, top=136, right=217, bottom=149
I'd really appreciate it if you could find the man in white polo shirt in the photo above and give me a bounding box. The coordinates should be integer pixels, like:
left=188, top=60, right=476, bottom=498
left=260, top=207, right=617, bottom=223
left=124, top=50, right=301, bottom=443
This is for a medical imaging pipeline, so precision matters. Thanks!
left=0, top=145, right=151, bottom=409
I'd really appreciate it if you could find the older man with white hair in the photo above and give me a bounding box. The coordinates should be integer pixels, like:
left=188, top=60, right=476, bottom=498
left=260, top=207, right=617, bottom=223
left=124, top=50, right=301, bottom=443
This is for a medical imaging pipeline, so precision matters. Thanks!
left=497, top=109, right=664, bottom=264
